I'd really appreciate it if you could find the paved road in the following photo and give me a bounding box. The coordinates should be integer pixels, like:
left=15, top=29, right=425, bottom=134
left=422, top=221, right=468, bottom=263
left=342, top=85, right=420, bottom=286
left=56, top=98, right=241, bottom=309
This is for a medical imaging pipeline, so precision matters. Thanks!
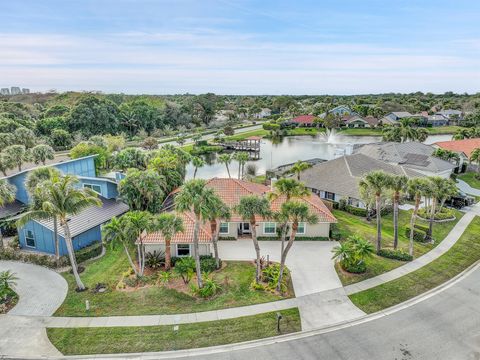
left=458, top=179, right=480, bottom=196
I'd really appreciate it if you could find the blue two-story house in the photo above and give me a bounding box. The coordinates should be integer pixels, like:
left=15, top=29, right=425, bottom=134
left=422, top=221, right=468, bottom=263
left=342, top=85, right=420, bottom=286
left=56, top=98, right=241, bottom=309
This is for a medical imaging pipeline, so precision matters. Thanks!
left=0, top=155, right=128, bottom=256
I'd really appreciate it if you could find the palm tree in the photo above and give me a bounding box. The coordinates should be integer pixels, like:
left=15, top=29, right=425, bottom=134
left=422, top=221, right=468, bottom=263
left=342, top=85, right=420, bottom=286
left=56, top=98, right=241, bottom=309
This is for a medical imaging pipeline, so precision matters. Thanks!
left=275, top=201, right=318, bottom=291
left=407, top=178, right=428, bottom=256
left=17, top=175, right=101, bottom=291
left=0, top=179, right=16, bottom=251
left=0, top=153, right=13, bottom=177
left=388, top=174, right=408, bottom=249
left=359, top=171, right=391, bottom=252
left=206, top=201, right=231, bottom=270
left=416, top=128, right=429, bottom=143
left=235, top=195, right=272, bottom=283
left=103, top=216, right=138, bottom=276
left=122, top=211, right=152, bottom=277
left=191, top=156, right=205, bottom=179
left=218, top=154, right=232, bottom=178
left=267, top=178, right=310, bottom=259
left=233, top=152, right=249, bottom=179
left=175, top=179, right=223, bottom=288
left=425, top=177, right=457, bottom=240
left=470, top=148, right=480, bottom=178
left=4, top=145, right=29, bottom=172
left=31, top=144, right=55, bottom=165
left=151, top=213, right=184, bottom=270
left=25, top=167, right=62, bottom=261
left=289, top=161, right=311, bottom=181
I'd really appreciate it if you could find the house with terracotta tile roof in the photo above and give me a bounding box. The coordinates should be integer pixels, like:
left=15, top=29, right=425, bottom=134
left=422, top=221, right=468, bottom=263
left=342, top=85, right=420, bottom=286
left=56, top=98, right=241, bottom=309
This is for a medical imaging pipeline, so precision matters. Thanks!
left=433, top=138, right=480, bottom=159
left=142, top=178, right=337, bottom=257
left=287, top=115, right=318, bottom=127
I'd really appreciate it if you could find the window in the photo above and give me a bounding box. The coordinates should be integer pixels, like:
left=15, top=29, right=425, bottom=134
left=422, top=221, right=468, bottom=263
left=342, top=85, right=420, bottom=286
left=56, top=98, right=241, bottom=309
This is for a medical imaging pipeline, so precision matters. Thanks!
left=324, top=191, right=335, bottom=201
left=297, top=222, right=306, bottom=235
left=25, top=230, right=36, bottom=248
left=83, top=183, right=102, bottom=195
left=219, top=222, right=229, bottom=234
left=264, top=222, right=276, bottom=234
left=177, top=244, right=190, bottom=257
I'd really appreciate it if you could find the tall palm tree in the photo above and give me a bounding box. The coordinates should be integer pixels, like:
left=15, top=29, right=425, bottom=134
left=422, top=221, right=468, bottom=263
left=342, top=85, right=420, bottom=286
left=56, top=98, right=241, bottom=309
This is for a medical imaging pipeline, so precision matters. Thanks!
left=289, top=161, right=311, bottom=181
left=151, top=212, right=184, bottom=270
left=388, top=174, right=408, bottom=249
left=218, top=154, right=232, bottom=178
left=235, top=195, right=272, bottom=283
left=233, top=152, right=249, bottom=179
left=175, top=179, right=223, bottom=288
left=122, top=211, right=152, bottom=277
left=17, top=175, right=101, bottom=291
left=0, top=179, right=16, bottom=251
left=416, top=128, right=429, bottom=143
left=267, top=178, right=310, bottom=259
left=25, top=167, right=62, bottom=262
left=424, top=177, right=457, bottom=241
left=275, top=201, right=318, bottom=291
left=103, top=216, right=138, bottom=276
left=207, top=201, right=231, bottom=270
left=407, top=178, right=428, bottom=256
left=359, top=171, right=391, bottom=252
left=191, top=156, right=205, bottom=179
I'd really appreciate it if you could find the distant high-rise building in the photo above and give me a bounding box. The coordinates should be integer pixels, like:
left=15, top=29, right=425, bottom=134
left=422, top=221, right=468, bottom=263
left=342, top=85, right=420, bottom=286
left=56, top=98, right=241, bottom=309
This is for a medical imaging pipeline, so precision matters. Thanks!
left=10, top=87, right=21, bottom=95
left=22, top=88, right=30, bottom=94
left=0, top=88, right=10, bottom=95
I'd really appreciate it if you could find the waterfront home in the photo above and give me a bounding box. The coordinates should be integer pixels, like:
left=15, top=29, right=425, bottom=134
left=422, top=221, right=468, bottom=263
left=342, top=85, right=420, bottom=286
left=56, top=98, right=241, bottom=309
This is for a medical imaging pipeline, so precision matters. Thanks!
left=288, top=115, right=318, bottom=127
left=0, top=155, right=128, bottom=255
left=433, top=138, right=480, bottom=170
left=354, top=142, right=455, bottom=178
left=142, top=178, right=336, bottom=256
left=343, top=115, right=379, bottom=128
left=298, top=153, right=423, bottom=209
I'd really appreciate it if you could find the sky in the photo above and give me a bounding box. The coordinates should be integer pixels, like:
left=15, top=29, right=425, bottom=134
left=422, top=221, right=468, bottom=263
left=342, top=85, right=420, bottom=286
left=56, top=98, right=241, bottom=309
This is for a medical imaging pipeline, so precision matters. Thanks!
left=1, top=0, right=480, bottom=95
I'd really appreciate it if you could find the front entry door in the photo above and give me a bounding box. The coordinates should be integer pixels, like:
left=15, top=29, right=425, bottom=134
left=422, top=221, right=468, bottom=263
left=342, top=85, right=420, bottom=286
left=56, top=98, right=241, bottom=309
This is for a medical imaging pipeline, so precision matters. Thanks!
left=240, top=222, right=251, bottom=234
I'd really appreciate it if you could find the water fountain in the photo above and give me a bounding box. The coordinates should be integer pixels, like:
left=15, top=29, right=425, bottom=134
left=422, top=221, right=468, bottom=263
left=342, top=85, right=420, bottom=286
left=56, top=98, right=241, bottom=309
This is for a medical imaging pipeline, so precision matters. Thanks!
left=320, top=128, right=338, bottom=144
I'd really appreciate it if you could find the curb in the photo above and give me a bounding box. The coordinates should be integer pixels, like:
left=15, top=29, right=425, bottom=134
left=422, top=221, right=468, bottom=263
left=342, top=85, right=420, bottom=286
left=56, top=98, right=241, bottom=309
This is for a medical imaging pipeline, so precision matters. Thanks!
left=6, top=260, right=479, bottom=360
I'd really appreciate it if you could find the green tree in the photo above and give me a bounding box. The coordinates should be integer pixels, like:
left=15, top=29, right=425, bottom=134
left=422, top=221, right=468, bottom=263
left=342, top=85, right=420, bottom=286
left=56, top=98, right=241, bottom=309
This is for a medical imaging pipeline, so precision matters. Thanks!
left=35, top=117, right=68, bottom=136
left=14, top=127, right=36, bottom=149
left=191, top=156, right=205, bottom=179
left=17, top=175, right=101, bottom=290
left=407, top=178, right=428, bottom=256
left=234, top=195, right=272, bottom=283
left=118, top=168, right=167, bottom=213
left=114, top=148, right=147, bottom=171
left=0, top=179, right=16, bottom=250
left=289, top=161, right=311, bottom=181
left=0, top=153, right=13, bottom=177
left=206, top=200, right=230, bottom=270
left=70, top=142, right=109, bottom=171
left=275, top=201, right=318, bottom=291
left=4, top=145, right=29, bottom=172
left=218, top=154, right=232, bottom=178
left=425, top=177, right=457, bottom=240
left=102, top=216, right=138, bottom=276
left=233, top=152, right=249, bottom=179
left=31, top=144, right=55, bottom=165
left=142, top=137, right=158, bottom=151
left=0, top=270, right=18, bottom=301
left=49, top=129, right=72, bottom=150
left=175, top=179, right=224, bottom=288
left=121, top=211, right=152, bottom=276
left=470, top=148, right=480, bottom=178
left=150, top=213, right=184, bottom=270
left=388, top=174, right=408, bottom=250
left=359, top=171, right=391, bottom=252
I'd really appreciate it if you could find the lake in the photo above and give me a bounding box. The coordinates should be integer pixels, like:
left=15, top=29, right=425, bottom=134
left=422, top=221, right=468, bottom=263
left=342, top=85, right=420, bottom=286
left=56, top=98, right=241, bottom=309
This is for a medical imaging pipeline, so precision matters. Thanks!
left=186, top=133, right=453, bottom=179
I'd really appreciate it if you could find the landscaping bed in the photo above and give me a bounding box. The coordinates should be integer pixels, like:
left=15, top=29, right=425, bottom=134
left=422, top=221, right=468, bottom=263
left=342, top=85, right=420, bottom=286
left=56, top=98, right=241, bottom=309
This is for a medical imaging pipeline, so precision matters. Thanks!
left=349, top=216, right=480, bottom=313
left=47, top=308, right=301, bottom=355
left=54, top=246, right=294, bottom=317
left=0, top=292, right=18, bottom=314
left=332, top=208, right=463, bottom=286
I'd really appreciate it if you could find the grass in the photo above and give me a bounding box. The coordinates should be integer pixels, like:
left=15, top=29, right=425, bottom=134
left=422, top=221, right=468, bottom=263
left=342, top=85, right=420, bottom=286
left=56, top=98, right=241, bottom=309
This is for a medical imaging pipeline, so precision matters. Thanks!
left=224, top=129, right=269, bottom=141
left=458, top=172, right=480, bottom=190
left=55, top=246, right=293, bottom=317
left=285, top=127, right=324, bottom=136
left=349, top=216, right=480, bottom=313
left=425, top=125, right=462, bottom=134
left=47, top=308, right=301, bottom=355
left=332, top=208, right=463, bottom=285
left=337, top=125, right=461, bottom=137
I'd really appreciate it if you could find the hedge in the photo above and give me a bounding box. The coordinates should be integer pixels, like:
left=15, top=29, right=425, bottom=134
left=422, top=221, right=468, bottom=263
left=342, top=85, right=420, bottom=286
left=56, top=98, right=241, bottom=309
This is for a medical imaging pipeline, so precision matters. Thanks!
left=404, top=226, right=427, bottom=242
left=377, top=249, right=413, bottom=261
left=414, top=223, right=429, bottom=233
left=75, top=242, right=103, bottom=263
left=257, top=236, right=329, bottom=241
left=417, top=207, right=455, bottom=221
left=218, top=236, right=236, bottom=241
left=345, top=205, right=367, bottom=217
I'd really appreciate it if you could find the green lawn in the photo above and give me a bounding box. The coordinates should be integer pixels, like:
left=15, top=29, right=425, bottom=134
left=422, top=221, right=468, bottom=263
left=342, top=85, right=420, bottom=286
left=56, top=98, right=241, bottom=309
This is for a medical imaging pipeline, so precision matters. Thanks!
left=333, top=208, right=463, bottom=285
left=426, top=125, right=462, bottom=134
left=458, top=172, right=480, bottom=190
left=338, top=128, right=382, bottom=136
left=47, top=308, right=301, bottom=355
left=224, top=129, right=269, bottom=141
left=349, top=216, right=480, bottom=313
left=285, top=127, right=324, bottom=136
left=55, top=246, right=292, bottom=317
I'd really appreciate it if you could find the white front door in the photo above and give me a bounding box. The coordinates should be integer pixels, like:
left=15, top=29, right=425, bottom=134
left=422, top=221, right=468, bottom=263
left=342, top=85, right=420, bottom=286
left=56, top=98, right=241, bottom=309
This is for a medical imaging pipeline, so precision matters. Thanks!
left=240, top=222, right=251, bottom=234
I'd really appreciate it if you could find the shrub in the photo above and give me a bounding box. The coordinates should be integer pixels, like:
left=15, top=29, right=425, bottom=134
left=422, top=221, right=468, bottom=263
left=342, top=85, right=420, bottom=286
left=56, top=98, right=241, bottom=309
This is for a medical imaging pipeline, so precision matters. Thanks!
left=262, top=122, right=281, bottom=131
left=261, top=263, right=289, bottom=292
left=345, top=205, right=368, bottom=217
left=418, top=207, right=455, bottom=221
left=192, top=275, right=221, bottom=298
left=377, top=249, right=413, bottom=261
left=414, top=223, right=429, bottom=233
left=332, top=235, right=375, bottom=274
left=75, top=242, right=103, bottom=263
left=145, top=250, right=165, bottom=269
left=174, top=257, right=196, bottom=284
left=157, top=271, right=173, bottom=285
left=343, top=261, right=367, bottom=273
left=200, top=256, right=219, bottom=273
left=338, top=198, right=347, bottom=211
left=257, top=236, right=329, bottom=241
left=404, top=226, right=427, bottom=242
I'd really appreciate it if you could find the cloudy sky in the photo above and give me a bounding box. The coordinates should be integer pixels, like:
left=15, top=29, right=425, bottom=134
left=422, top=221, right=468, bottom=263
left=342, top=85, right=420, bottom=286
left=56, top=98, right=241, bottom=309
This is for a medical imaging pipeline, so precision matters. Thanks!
left=1, top=0, right=480, bottom=94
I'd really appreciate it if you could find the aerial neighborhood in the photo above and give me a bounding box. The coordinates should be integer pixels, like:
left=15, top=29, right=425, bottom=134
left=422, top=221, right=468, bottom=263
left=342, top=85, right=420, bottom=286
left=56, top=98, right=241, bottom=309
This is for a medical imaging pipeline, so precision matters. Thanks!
left=0, top=91, right=480, bottom=357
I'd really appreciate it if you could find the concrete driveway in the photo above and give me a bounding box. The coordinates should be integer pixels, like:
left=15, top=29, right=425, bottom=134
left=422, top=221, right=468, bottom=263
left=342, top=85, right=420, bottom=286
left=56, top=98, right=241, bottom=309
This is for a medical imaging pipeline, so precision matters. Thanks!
left=218, top=240, right=342, bottom=297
